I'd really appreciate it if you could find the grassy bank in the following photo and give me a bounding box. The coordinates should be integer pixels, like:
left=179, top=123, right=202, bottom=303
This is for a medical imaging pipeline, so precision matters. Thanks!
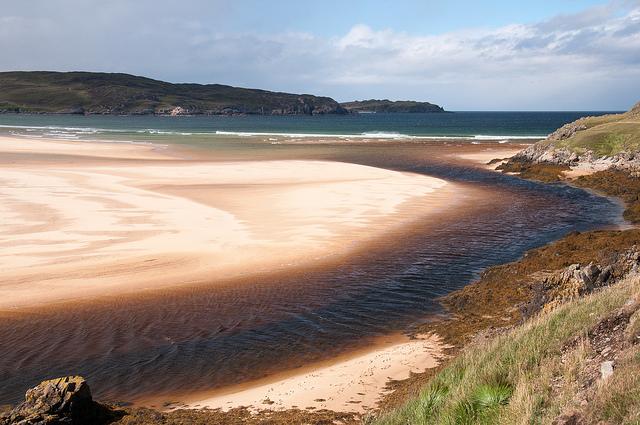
left=554, top=115, right=640, bottom=157
left=373, top=274, right=640, bottom=424
left=543, top=102, right=640, bottom=156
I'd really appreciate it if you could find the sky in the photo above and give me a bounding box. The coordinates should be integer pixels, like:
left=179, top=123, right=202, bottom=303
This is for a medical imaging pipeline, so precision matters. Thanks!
left=1, top=0, right=639, bottom=110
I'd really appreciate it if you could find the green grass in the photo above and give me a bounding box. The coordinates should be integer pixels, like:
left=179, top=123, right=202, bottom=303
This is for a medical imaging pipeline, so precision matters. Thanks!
left=551, top=108, right=640, bottom=156
left=558, top=122, right=640, bottom=156
left=373, top=275, right=640, bottom=425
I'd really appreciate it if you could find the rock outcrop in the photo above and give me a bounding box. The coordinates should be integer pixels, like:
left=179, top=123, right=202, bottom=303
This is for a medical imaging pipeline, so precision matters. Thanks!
left=512, top=142, right=640, bottom=171
left=538, top=246, right=640, bottom=312
left=1, top=376, right=117, bottom=425
left=504, top=101, right=640, bottom=174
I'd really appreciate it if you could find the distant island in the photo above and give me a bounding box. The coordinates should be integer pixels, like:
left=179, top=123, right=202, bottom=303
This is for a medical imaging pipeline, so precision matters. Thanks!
left=0, top=71, right=348, bottom=116
left=340, top=99, right=446, bottom=113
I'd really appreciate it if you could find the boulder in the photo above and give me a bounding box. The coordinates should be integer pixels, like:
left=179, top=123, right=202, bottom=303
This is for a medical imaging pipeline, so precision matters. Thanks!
left=1, top=376, right=114, bottom=425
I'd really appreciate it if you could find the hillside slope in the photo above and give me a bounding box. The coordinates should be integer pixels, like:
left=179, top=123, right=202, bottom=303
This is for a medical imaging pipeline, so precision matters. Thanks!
left=510, top=102, right=640, bottom=164
left=375, top=271, right=640, bottom=425
left=340, top=99, right=445, bottom=113
left=0, top=71, right=347, bottom=116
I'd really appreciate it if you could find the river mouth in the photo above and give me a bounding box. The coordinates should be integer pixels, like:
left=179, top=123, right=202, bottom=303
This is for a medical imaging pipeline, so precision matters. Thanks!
left=0, top=139, right=623, bottom=406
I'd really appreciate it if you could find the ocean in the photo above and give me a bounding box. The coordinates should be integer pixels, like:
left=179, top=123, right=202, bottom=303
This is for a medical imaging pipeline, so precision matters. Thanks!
left=0, top=111, right=619, bottom=142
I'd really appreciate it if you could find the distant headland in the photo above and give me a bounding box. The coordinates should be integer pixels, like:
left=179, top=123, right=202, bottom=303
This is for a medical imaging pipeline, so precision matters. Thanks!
left=0, top=71, right=446, bottom=116
left=0, top=71, right=348, bottom=116
left=340, top=99, right=446, bottom=113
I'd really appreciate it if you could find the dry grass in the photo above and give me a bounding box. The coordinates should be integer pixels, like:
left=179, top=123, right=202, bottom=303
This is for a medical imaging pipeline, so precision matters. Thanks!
left=584, top=345, right=640, bottom=424
left=373, top=275, right=640, bottom=425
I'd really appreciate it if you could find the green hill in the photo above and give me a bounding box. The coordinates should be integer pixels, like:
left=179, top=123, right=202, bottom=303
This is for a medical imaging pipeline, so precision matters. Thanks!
left=548, top=103, right=640, bottom=156
left=0, top=71, right=348, bottom=115
left=340, top=99, right=446, bottom=113
left=525, top=102, right=640, bottom=158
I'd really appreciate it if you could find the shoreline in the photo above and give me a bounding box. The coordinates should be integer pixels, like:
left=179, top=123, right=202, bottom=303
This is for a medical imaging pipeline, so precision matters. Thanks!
left=145, top=333, right=448, bottom=414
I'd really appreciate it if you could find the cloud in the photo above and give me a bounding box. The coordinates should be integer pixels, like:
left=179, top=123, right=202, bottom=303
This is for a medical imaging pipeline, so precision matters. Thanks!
left=0, top=1, right=638, bottom=109
left=324, top=2, right=640, bottom=109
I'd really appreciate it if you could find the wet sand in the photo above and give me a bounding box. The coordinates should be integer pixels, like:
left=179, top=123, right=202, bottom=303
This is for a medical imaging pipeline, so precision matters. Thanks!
left=0, top=135, right=459, bottom=310
left=180, top=334, right=447, bottom=413
left=451, top=146, right=525, bottom=169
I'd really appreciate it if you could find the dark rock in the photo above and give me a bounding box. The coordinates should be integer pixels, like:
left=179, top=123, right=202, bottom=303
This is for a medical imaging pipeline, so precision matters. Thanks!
left=1, top=376, right=121, bottom=425
left=596, top=266, right=612, bottom=285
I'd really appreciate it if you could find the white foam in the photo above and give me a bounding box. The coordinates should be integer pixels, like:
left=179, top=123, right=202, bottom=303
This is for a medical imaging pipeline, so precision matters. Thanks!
left=136, top=129, right=194, bottom=136
left=0, top=124, right=547, bottom=141
left=214, top=130, right=545, bottom=140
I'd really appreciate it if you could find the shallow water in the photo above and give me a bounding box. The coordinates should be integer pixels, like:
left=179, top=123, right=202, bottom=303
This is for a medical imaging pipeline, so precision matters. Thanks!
left=0, top=139, right=623, bottom=405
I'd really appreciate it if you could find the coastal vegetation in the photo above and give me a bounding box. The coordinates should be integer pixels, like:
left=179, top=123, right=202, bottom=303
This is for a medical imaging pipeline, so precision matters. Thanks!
left=546, top=105, right=640, bottom=156
left=574, top=170, right=640, bottom=223
left=374, top=273, right=640, bottom=424
left=0, top=71, right=348, bottom=115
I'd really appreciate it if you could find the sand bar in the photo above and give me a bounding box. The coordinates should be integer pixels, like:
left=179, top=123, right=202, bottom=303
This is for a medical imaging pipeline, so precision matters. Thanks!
left=452, top=146, right=525, bottom=169
left=0, top=136, right=460, bottom=310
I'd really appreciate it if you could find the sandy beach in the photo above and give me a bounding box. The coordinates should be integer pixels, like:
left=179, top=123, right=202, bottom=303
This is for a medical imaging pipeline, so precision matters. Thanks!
left=179, top=333, right=447, bottom=413
left=0, top=135, right=460, bottom=310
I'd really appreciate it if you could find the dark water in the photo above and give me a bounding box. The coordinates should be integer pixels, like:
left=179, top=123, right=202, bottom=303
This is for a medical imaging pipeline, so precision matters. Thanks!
left=0, top=111, right=620, bottom=140
left=0, top=141, right=623, bottom=405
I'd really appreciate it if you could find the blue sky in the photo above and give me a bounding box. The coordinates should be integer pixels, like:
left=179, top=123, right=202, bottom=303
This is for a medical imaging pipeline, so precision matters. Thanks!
left=224, top=0, right=610, bottom=35
left=1, top=0, right=639, bottom=110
